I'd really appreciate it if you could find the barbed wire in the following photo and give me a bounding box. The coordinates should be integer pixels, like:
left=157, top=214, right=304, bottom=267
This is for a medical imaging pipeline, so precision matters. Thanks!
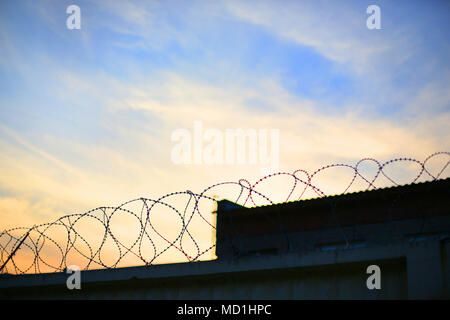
left=0, top=152, right=448, bottom=275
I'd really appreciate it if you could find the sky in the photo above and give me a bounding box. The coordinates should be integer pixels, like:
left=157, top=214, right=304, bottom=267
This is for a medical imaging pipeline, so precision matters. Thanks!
left=0, top=0, right=449, bottom=271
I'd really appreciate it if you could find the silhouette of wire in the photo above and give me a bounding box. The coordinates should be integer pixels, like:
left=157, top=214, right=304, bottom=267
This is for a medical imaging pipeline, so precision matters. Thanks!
left=0, top=152, right=448, bottom=275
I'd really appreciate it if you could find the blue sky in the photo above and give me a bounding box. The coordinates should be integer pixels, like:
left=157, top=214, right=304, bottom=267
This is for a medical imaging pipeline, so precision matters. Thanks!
left=0, top=0, right=449, bottom=240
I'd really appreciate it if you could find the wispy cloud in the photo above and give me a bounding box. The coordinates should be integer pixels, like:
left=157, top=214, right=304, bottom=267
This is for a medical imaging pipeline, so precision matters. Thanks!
left=0, top=0, right=448, bottom=268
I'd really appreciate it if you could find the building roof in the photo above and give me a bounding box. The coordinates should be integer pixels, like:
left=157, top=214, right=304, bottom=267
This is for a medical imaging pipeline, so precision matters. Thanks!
left=216, top=178, right=450, bottom=237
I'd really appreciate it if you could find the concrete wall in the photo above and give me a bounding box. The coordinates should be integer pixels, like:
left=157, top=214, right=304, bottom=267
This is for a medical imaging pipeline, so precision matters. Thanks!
left=1, top=238, right=448, bottom=299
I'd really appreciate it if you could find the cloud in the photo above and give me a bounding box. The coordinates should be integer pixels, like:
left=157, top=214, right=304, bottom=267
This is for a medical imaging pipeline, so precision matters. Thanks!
left=224, top=1, right=391, bottom=72
left=0, top=0, right=449, bottom=270
left=1, top=67, right=448, bottom=270
left=0, top=198, right=49, bottom=229
left=2, top=66, right=446, bottom=209
left=224, top=0, right=450, bottom=117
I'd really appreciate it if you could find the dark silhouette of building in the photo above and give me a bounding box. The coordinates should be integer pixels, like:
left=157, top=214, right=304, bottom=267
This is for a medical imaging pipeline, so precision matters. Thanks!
left=1, top=178, right=449, bottom=299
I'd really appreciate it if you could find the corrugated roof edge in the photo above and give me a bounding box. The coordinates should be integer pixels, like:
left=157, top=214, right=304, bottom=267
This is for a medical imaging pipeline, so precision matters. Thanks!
left=218, top=177, right=450, bottom=213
